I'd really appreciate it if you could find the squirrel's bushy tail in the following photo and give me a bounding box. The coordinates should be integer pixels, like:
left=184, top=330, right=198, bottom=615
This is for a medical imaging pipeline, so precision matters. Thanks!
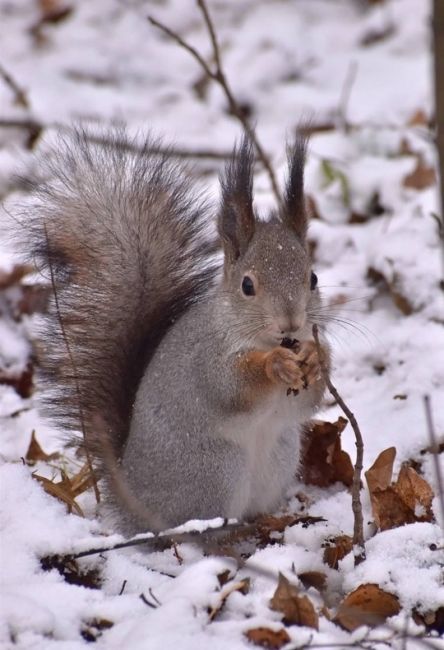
left=18, top=128, right=217, bottom=457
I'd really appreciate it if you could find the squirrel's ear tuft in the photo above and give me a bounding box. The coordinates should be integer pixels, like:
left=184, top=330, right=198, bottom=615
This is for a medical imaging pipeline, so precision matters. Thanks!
left=282, top=134, right=308, bottom=240
left=218, top=135, right=255, bottom=264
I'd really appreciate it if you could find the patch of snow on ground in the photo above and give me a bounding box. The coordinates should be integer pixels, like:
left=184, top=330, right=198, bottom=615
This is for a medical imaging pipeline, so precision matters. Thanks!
left=1, top=1, right=443, bottom=648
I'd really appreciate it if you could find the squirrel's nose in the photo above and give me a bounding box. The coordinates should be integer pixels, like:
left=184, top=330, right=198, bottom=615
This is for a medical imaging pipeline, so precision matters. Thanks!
left=278, top=315, right=306, bottom=336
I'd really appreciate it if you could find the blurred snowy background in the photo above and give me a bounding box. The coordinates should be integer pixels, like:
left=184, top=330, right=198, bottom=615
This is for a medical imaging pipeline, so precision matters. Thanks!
left=0, top=1, right=443, bottom=649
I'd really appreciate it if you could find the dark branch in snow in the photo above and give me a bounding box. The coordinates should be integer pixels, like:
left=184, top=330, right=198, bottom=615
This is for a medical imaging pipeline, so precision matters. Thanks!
left=424, top=394, right=444, bottom=531
left=148, top=0, right=283, bottom=208
left=433, top=0, right=444, bottom=278
left=0, top=118, right=232, bottom=161
left=68, top=521, right=257, bottom=559
left=0, top=62, right=30, bottom=109
left=312, top=324, right=366, bottom=566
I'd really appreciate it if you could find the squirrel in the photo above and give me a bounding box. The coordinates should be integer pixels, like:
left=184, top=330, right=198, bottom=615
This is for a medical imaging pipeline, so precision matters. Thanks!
left=18, top=128, right=330, bottom=535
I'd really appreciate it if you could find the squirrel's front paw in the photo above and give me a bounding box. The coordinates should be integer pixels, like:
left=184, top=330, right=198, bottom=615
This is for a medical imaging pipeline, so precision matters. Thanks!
left=265, top=347, right=304, bottom=387
left=294, top=340, right=322, bottom=388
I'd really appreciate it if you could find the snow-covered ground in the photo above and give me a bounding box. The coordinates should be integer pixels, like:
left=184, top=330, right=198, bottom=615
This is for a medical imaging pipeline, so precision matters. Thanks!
left=0, top=1, right=443, bottom=648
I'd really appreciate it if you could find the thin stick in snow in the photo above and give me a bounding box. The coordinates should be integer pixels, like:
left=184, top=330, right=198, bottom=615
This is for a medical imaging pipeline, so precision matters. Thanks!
left=424, top=394, right=444, bottom=531
left=312, top=324, right=366, bottom=565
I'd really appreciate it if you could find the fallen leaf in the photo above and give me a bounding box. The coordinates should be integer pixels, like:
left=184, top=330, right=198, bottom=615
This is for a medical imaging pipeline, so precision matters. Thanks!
left=244, top=627, right=290, bottom=649
left=370, top=487, right=415, bottom=530
left=360, top=23, right=395, bottom=47
left=323, top=535, right=353, bottom=569
left=270, top=573, right=318, bottom=630
left=217, top=569, right=232, bottom=587
left=208, top=577, right=250, bottom=621
left=407, top=109, right=429, bottom=127
left=367, top=267, right=414, bottom=315
left=403, top=156, right=436, bottom=190
left=81, top=618, right=113, bottom=643
left=395, top=464, right=434, bottom=519
left=366, top=449, right=435, bottom=530
left=301, top=417, right=353, bottom=487
left=0, top=364, right=34, bottom=399
left=33, top=462, right=97, bottom=516
left=335, top=584, right=400, bottom=631
left=365, top=447, right=396, bottom=494
left=413, top=607, right=444, bottom=635
left=34, top=472, right=84, bottom=516
left=298, top=571, right=327, bottom=592
left=41, top=555, right=101, bottom=589
left=26, top=431, right=59, bottom=464
left=0, top=264, right=32, bottom=289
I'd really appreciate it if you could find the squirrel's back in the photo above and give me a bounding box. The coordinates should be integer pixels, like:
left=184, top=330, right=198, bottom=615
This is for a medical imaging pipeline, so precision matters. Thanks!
left=18, top=129, right=217, bottom=457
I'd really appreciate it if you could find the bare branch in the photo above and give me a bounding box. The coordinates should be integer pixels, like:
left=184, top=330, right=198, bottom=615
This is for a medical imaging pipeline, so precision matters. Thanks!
left=70, top=521, right=256, bottom=558
left=0, top=118, right=231, bottom=161
left=0, top=62, right=29, bottom=109
left=148, top=16, right=214, bottom=80
left=433, top=0, right=444, bottom=279
left=312, top=324, right=366, bottom=565
left=336, top=61, right=358, bottom=132
left=148, top=1, right=283, bottom=207
left=424, top=395, right=444, bottom=530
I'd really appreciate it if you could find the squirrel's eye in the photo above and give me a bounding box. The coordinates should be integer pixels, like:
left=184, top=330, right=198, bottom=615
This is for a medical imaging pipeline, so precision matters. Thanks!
left=310, top=271, right=318, bottom=291
left=242, top=276, right=255, bottom=296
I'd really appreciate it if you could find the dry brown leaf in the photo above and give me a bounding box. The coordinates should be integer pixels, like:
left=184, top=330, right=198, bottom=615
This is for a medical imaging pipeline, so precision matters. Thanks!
left=370, top=487, right=415, bottom=530
left=403, top=156, right=436, bottom=190
left=69, top=461, right=98, bottom=498
left=412, top=607, right=444, bottom=634
left=301, top=417, right=353, bottom=488
left=367, top=267, right=414, bottom=316
left=244, top=627, right=290, bottom=649
left=81, top=618, right=113, bottom=643
left=208, top=578, right=250, bottom=621
left=407, top=109, right=429, bottom=126
left=0, top=264, right=32, bottom=288
left=34, top=472, right=84, bottom=516
left=26, top=430, right=59, bottom=464
left=270, top=573, right=318, bottom=630
left=32, top=462, right=96, bottom=516
left=336, top=584, right=400, bottom=631
left=41, top=555, right=101, bottom=589
left=395, top=464, right=434, bottom=517
left=365, top=447, right=396, bottom=494
left=217, top=569, right=232, bottom=587
left=366, top=449, right=435, bottom=530
left=0, top=363, right=34, bottom=399
left=298, top=571, right=327, bottom=592
left=323, top=535, right=353, bottom=570
left=360, top=23, right=395, bottom=47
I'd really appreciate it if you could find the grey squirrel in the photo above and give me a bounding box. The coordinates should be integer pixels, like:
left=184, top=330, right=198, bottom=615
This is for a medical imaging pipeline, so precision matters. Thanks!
left=20, top=129, right=330, bottom=535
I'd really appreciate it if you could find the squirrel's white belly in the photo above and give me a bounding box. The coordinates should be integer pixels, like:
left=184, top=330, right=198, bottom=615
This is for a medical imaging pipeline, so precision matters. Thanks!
left=219, top=388, right=312, bottom=517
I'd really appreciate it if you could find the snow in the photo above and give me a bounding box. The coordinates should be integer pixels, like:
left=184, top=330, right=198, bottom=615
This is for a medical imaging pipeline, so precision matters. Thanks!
left=1, top=0, right=443, bottom=648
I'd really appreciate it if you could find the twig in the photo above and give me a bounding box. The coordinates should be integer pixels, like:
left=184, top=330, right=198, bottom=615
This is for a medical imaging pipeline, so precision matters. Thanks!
left=312, top=324, right=366, bottom=565
left=336, top=61, right=358, bottom=132
left=119, top=579, right=127, bottom=595
left=433, top=0, right=444, bottom=280
left=0, top=62, right=29, bottom=109
left=68, top=521, right=257, bottom=559
left=148, top=1, right=283, bottom=207
left=424, top=395, right=444, bottom=530
left=43, top=224, right=100, bottom=504
left=139, top=592, right=157, bottom=608
left=0, top=118, right=231, bottom=161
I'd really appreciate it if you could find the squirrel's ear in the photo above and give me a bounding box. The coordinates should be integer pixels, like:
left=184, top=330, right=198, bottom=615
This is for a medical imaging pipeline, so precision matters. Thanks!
left=282, top=134, right=308, bottom=240
left=218, top=135, right=255, bottom=265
